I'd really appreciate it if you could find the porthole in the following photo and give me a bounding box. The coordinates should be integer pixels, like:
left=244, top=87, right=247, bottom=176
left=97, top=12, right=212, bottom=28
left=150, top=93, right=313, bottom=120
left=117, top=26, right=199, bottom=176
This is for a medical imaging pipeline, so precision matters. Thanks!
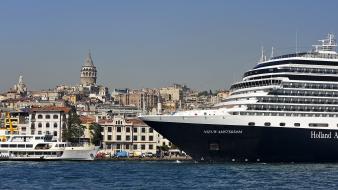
left=264, top=122, right=271, bottom=126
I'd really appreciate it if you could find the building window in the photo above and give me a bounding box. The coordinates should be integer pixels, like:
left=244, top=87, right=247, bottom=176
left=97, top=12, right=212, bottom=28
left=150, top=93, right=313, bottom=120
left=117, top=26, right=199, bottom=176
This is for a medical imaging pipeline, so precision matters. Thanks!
left=149, top=144, right=153, bottom=150
left=31, top=123, right=35, bottom=129
left=141, top=144, right=145, bottom=150
left=126, top=127, right=130, bottom=133
left=116, top=135, right=121, bottom=141
left=45, top=115, right=50, bottom=119
left=38, top=131, right=42, bottom=135
left=53, top=115, right=58, bottom=119
left=46, top=131, right=50, bottom=135
left=126, top=135, right=130, bottom=141
left=149, top=136, right=153, bottom=141
left=108, top=135, right=112, bottom=141
left=54, top=123, right=58, bottom=128
left=38, top=123, right=42, bottom=128
left=46, top=123, right=50, bottom=128
left=53, top=131, right=57, bottom=136
left=116, top=144, right=121, bottom=149
left=133, top=136, right=137, bottom=141
left=117, top=127, right=121, bottom=133
left=37, top=115, right=43, bottom=119
left=21, top=127, right=26, bottom=131
left=141, top=136, right=145, bottom=141
left=62, top=123, right=66, bottom=129
left=31, top=114, right=35, bottom=119
left=108, top=127, right=112, bottom=132
left=133, top=144, right=138, bottom=150
left=149, top=128, right=153, bottom=133
left=141, top=128, right=146, bottom=133
left=126, top=144, right=130, bottom=149
left=133, top=128, right=137, bottom=133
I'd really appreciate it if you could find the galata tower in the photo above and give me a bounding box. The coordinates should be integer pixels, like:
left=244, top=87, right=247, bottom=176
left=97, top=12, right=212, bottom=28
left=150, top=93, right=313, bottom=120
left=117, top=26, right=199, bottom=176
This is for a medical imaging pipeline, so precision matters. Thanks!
left=80, top=51, right=97, bottom=86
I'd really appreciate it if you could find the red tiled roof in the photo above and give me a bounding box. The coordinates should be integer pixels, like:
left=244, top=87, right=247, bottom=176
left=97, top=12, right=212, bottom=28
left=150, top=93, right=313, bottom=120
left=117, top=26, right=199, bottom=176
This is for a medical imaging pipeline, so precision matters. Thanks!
left=30, top=106, right=71, bottom=113
left=80, top=115, right=96, bottom=124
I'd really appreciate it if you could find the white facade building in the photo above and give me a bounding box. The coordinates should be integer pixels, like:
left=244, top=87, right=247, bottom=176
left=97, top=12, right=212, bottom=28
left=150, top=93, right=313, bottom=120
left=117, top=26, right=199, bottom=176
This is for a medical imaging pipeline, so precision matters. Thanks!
left=29, top=107, right=70, bottom=141
left=101, top=116, right=170, bottom=155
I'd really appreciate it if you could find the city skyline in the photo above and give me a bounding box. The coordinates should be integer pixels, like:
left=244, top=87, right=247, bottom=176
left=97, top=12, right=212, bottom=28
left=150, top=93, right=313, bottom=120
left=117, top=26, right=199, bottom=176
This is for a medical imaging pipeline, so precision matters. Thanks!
left=1, top=1, right=338, bottom=92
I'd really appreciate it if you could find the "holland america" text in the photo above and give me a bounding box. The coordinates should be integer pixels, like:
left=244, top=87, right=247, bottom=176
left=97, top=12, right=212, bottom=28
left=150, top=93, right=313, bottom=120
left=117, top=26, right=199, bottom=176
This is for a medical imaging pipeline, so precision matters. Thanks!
left=310, top=131, right=338, bottom=139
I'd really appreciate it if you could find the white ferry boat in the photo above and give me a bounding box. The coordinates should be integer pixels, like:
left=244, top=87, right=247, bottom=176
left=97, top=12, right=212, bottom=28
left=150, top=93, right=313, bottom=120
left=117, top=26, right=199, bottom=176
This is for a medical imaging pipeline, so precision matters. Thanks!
left=0, top=130, right=99, bottom=161
left=140, top=34, right=338, bottom=162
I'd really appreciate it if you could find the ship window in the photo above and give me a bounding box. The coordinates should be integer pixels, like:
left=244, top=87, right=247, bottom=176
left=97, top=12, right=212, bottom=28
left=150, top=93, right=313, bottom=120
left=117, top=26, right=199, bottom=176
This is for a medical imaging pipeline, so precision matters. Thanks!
left=294, top=123, right=300, bottom=127
left=209, top=143, right=220, bottom=151
left=1, top=144, right=8, bottom=148
left=309, top=123, right=328, bottom=127
left=9, top=144, right=17, bottom=148
left=264, top=122, right=271, bottom=126
left=18, top=144, right=25, bottom=148
left=280, top=123, right=285, bottom=127
left=248, top=122, right=255, bottom=126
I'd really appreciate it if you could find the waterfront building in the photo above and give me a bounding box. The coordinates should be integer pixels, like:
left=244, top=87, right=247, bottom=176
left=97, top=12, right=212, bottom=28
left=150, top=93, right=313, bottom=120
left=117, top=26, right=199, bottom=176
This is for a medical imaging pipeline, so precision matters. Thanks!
left=3, top=111, right=29, bottom=134
left=28, top=106, right=70, bottom=141
left=100, top=116, right=170, bottom=155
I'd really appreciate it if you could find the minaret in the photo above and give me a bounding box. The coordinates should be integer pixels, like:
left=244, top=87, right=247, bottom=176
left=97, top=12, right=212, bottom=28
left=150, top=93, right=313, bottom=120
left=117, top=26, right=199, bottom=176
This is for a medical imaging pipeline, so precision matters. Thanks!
left=80, top=51, right=97, bottom=86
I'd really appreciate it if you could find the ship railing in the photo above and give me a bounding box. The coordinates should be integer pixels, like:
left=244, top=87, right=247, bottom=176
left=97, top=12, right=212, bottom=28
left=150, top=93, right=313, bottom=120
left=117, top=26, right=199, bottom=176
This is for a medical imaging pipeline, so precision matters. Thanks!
left=271, top=52, right=338, bottom=60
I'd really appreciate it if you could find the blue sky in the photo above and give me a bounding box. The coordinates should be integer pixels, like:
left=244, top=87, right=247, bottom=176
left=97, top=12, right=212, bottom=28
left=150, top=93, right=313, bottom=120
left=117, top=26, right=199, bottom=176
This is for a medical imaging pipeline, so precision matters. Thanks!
left=1, top=0, right=338, bottom=92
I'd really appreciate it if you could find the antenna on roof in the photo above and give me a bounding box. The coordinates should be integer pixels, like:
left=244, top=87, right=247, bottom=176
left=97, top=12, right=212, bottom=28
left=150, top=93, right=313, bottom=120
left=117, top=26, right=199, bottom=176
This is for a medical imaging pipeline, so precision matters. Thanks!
left=296, top=31, right=298, bottom=54
left=270, top=46, right=274, bottom=58
left=259, top=46, right=265, bottom=62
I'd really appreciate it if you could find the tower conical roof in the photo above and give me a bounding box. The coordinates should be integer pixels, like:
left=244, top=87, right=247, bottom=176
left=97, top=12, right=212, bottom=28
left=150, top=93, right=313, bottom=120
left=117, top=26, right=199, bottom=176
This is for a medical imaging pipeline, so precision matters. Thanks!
left=84, top=51, right=95, bottom=67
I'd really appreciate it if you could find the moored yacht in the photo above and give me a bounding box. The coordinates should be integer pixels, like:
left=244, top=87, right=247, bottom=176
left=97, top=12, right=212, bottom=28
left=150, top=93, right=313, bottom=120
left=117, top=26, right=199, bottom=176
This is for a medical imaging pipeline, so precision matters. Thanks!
left=140, top=34, right=338, bottom=162
left=0, top=130, right=99, bottom=161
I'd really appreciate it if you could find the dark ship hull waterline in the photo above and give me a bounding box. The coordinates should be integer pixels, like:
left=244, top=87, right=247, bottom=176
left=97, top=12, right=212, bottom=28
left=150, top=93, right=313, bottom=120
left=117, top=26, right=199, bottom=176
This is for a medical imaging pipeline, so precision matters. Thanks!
left=140, top=34, right=338, bottom=162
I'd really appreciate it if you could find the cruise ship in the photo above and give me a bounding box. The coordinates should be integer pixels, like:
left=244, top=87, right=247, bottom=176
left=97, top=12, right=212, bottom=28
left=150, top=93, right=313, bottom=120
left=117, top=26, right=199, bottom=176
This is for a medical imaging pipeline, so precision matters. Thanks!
left=0, top=131, right=99, bottom=161
left=140, top=34, right=338, bottom=162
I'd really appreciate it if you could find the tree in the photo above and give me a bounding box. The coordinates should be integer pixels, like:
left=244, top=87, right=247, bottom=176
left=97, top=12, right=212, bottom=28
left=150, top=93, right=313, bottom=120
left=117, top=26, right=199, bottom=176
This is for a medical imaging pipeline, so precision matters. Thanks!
left=89, top=123, right=102, bottom=146
left=62, top=110, right=85, bottom=143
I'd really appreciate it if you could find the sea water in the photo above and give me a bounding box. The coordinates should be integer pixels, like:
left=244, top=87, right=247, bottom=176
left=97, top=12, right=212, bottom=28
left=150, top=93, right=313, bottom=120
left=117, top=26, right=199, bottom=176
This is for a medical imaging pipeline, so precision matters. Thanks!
left=0, top=161, right=337, bottom=189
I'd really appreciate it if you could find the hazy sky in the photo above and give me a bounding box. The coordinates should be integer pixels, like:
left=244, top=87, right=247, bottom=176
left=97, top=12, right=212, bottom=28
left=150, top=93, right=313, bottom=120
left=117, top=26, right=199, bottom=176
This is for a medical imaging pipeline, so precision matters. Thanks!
left=1, top=0, right=338, bottom=92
